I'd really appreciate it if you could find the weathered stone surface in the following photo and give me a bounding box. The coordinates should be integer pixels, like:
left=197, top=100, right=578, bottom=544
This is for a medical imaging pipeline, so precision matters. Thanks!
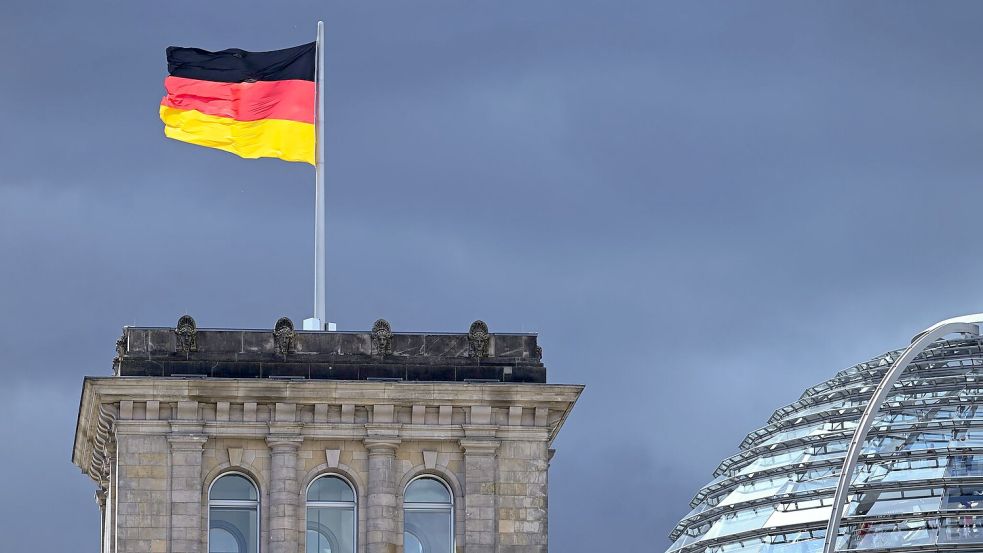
left=267, top=436, right=302, bottom=553
left=461, top=438, right=500, bottom=553
left=116, top=326, right=546, bottom=383
left=364, top=436, right=401, bottom=553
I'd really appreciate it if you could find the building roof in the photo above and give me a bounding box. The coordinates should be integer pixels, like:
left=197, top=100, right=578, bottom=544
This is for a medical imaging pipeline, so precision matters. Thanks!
left=113, top=316, right=546, bottom=383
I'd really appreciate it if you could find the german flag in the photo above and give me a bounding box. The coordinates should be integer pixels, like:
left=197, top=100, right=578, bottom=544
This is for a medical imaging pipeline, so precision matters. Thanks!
left=160, top=42, right=316, bottom=164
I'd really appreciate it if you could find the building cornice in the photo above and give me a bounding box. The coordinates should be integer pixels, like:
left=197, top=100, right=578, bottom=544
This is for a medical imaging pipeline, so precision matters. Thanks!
left=73, top=377, right=582, bottom=483
left=76, top=377, right=582, bottom=404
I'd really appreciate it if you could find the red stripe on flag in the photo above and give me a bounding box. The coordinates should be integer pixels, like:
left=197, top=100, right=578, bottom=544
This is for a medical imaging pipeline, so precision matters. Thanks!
left=161, top=76, right=315, bottom=124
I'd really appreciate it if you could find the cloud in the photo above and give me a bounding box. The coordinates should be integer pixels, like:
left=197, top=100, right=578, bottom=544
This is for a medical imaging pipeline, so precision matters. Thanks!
left=5, top=2, right=983, bottom=551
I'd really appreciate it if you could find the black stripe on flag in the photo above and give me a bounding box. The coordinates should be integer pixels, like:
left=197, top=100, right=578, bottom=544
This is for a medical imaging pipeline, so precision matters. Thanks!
left=166, top=42, right=315, bottom=83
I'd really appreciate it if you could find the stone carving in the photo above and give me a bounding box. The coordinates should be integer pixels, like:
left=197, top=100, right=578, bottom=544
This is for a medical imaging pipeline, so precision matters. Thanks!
left=468, top=320, right=490, bottom=358
left=371, top=318, right=393, bottom=355
left=115, top=334, right=127, bottom=359
left=113, top=334, right=127, bottom=373
left=175, top=315, right=198, bottom=354
left=273, top=317, right=295, bottom=356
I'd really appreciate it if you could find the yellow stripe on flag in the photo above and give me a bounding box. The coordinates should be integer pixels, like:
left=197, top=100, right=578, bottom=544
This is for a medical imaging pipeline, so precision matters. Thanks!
left=160, top=105, right=315, bottom=165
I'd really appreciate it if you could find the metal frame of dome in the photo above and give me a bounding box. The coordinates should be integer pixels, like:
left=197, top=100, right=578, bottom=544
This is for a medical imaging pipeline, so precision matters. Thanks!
left=823, top=314, right=983, bottom=553
left=665, top=313, right=983, bottom=553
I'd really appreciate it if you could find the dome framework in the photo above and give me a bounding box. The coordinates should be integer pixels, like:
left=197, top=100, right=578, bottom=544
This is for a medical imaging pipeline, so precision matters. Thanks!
left=666, top=316, right=983, bottom=553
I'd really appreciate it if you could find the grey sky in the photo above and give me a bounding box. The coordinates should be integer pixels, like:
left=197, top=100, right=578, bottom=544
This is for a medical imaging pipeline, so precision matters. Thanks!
left=4, top=1, right=983, bottom=551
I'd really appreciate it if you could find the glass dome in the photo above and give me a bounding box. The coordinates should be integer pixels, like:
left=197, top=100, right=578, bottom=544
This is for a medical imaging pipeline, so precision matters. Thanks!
left=665, top=338, right=983, bottom=553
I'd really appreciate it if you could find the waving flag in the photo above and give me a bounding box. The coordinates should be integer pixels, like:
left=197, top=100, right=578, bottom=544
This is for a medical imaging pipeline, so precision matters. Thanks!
left=160, top=42, right=316, bottom=164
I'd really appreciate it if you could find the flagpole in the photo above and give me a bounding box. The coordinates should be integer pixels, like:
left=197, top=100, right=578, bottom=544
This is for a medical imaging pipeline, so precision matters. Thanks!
left=305, top=21, right=327, bottom=331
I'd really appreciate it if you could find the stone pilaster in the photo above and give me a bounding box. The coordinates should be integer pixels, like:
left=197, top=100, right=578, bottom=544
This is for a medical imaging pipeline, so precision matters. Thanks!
left=95, top=488, right=107, bottom=553
left=168, top=433, right=207, bottom=553
left=496, top=441, right=549, bottom=553
left=364, top=431, right=401, bottom=553
left=103, top=441, right=117, bottom=553
left=267, top=434, right=303, bottom=553
left=460, top=431, right=500, bottom=553
left=115, top=432, right=169, bottom=553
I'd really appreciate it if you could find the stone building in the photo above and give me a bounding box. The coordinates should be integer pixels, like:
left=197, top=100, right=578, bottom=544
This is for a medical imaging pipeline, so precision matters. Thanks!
left=72, top=316, right=583, bottom=553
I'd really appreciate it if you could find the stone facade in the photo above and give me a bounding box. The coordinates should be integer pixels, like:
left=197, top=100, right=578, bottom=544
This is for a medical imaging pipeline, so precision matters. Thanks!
left=74, top=322, right=582, bottom=553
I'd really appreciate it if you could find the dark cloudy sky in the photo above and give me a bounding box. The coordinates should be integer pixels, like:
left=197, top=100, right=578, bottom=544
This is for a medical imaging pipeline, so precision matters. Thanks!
left=5, top=1, right=983, bottom=551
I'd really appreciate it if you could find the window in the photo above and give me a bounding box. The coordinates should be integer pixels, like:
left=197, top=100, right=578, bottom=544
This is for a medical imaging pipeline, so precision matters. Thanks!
left=403, top=477, right=453, bottom=553
left=306, top=475, right=356, bottom=553
left=209, top=474, right=259, bottom=553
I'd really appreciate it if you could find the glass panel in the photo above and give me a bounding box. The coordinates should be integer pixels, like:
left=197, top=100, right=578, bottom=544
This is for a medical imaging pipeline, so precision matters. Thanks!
left=211, top=474, right=258, bottom=501
left=683, top=501, right=710, bottom=521
left=788, top=398, right=867, bottom=420
left=670, top=523, right=711, bottom=552
left=737, top=449, right=809, bottom=476
left=404, top=509, right=452, bottom=553
left=308, top=476, right=355, bottom=503
left=857, top=457, right=946, bottom=484
left=666, top=533, right=686, bottom=553
left=760, top=422, right=835, bottom=446
left=910, top=432, right=954, bottom=450
left=864, top=432, right=949, bottom=454
left=761, top=539, right=824, bottom=553
left=792, top=467, right=840, bottom=493
left=858, top=496, right=941, bottom=517
left=874, top=412, right=918, bottom=425
left=939, top=515, right=983, bottom=544
left=716, top=541, right=765, bottom=552
left=952, top=429, right=983, bottom=447
left=718, top=478, right=790, bottom=507
left=882, top=463, right=946, bottom=483
left=307, top=507, right=355, bottom=553
left=845, top=519, right=938, bottom=550
left=405, top=478, right=451, bottom=504
left=792, top=477, right=836, bottom=493
left=210, top=507, right=258, bottom=553
left=702, top=508, right=774, bottom=541
left=861, top=436, right=904, bottom=454
left=765, top=506, right=831, bottom=528
left=807, top=441, right=848, bottom=462
left=404, top=532, right=424, bottom=553
left=210, top=528, right=240, bottom=553
left=944, top=485, right=983, bottom=511
left=948, top=455, right=983, bottom=477
left=307, top=530, right=332, bottom=553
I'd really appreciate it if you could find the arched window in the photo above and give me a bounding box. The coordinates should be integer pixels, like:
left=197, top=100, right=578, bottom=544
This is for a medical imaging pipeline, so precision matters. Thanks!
left=403, top=476, right=453, bottom=553
left=209, top=473, right=259, bottom=553
left=306, top=475, right=356, bottom=553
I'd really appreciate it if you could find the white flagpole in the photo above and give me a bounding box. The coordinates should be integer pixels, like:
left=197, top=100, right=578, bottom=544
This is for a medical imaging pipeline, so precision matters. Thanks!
left=305, top=21, right=327, bottom=331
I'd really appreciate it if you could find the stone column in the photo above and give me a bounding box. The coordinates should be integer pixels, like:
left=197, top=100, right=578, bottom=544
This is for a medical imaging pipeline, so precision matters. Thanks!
left=267, top=435, right=303, bottom=553
left=460, top=435, right=500, bottom=553
left=96, top=488, right=107, bottom=553
left=364, top=436, right=401, bottom=553
left=169, top=433, right=207, bottom=553
left=103, top=441, right=117, bottom=553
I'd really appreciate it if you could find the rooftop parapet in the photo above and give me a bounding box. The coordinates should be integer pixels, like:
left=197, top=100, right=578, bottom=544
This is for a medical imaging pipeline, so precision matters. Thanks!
left=113, top=316, right=546, bottom=383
